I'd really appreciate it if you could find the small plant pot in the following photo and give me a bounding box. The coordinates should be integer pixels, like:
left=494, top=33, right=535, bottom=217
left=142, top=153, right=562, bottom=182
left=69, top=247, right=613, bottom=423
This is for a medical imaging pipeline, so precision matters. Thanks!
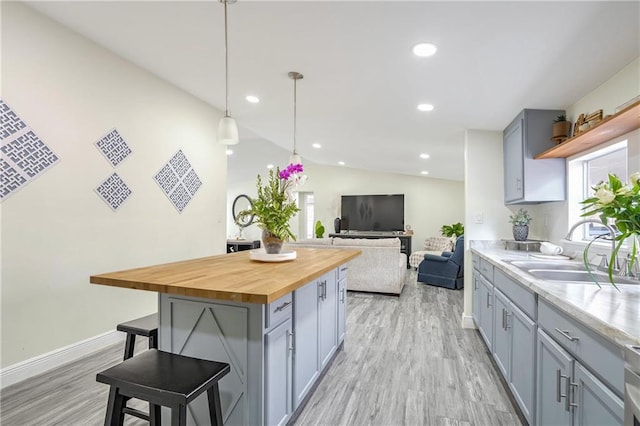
left=552, top=121, right=572, bottom=143
left=262, top=229, right=284, bottom=254
left=513, top=225, right=529, bottom=241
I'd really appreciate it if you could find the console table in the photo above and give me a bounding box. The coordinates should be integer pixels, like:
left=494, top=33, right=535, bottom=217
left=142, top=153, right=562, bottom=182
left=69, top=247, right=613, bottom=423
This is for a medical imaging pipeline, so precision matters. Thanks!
left=329, top=233, right=412, bottom=269
left=226, top=239, right=260, bottom=253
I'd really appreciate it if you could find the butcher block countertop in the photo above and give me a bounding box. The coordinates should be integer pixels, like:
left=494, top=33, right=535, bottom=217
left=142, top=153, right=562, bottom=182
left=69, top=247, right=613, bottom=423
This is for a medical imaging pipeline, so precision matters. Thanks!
left=90, top=247, right=361, bottom=304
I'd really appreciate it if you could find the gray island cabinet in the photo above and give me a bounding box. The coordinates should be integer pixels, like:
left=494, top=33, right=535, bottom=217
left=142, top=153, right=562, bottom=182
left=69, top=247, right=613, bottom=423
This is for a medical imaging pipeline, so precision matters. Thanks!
left=90, top=247, right=360, bottom=426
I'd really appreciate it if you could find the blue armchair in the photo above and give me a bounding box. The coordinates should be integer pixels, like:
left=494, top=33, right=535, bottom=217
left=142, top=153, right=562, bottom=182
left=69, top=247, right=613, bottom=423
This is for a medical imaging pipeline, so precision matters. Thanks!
left=417, top=235, right=464, bottom=289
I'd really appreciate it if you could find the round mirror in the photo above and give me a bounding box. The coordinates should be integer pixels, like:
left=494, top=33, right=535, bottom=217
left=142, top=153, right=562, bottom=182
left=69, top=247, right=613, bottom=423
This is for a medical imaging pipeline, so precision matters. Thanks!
left=232, top=194, right=254, bottom=228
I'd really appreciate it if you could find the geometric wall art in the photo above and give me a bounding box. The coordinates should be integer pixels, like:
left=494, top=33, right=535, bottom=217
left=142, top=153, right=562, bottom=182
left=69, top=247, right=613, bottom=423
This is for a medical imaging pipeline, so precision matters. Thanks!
left=154, top=149, right=202, bottom=213
left=95, top=128, right=132, bottom=167
left=95, top=172, right=132, bottom=211
left=0, top=99, right=61, bottom=201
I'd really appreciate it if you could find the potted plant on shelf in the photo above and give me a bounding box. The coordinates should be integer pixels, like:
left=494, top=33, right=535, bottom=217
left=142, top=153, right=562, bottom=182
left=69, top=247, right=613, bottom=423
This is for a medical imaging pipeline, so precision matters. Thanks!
left=509, top=208, right=532, bottom=241
left=237, top=163, right=306, bottom=254
left=551, top=113, right=572, bottom=143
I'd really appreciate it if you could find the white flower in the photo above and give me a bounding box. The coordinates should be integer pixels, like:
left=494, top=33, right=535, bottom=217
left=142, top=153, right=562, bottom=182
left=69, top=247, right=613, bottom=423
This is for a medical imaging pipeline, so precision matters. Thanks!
left=595, top=187, right=615, bottom=204
left=630, top=171, right=640, bottom=186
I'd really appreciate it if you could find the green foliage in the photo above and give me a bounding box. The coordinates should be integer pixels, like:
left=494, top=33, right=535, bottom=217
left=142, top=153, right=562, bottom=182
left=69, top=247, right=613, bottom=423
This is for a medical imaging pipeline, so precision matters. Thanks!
left=580, top=172, right=640, bottom=288
left=509, top=208, right=532, bottom=226
left=553, top=113, right=567, bottom=122
left=441, top=222, right=464, bottom=238
left=315, top=220, right=325, bottom=238
left=237, top=168, right=301, bottom=241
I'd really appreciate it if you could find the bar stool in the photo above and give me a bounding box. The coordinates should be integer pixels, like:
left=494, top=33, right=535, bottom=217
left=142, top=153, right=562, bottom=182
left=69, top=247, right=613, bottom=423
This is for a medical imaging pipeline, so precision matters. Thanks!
left=96, top=349, right=230, bottom=426
left=116, top=313, right=158, bottom=360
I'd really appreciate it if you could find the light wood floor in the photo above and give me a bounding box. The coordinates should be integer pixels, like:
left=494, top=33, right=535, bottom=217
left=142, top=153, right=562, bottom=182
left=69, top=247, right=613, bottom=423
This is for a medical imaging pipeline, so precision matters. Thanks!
left=0, top=271, right=523, bottom=425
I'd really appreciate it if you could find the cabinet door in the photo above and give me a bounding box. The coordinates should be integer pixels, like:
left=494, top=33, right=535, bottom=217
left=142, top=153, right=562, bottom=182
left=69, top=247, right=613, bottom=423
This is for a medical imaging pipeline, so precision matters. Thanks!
left=537, top=329, right=573, bottom=426
left=337, top=278, right=346, bottom=344
left=292, top=281, right=319, bottom=409
left=509, top=302, right=536, bottom=425
left=265, top=318, right=292, bottom=426
left=493, top=288, right=511, bottom=378
left=472, top=270, right=481, bottom=326
left=318, top=273, right=338, bottom=370
left=504, top=117, right=524, bottom=203
left=478, top=276, right=494, bottom=350
left=574, top=362, right=624, bottom=426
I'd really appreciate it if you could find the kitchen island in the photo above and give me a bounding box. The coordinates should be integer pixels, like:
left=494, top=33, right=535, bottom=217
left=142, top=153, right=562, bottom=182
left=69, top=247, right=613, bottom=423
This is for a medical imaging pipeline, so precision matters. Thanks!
left=91, top=247, right=360, bottom=426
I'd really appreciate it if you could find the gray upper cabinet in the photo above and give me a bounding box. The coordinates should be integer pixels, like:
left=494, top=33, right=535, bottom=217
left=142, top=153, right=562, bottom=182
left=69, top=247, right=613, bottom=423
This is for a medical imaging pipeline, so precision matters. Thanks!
left=503, top=109, right=566, bottom=205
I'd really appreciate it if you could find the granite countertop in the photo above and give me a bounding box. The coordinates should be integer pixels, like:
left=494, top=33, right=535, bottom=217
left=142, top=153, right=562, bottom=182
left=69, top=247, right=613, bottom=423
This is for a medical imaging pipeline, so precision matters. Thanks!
left=470, top=243, right=640, bottom=348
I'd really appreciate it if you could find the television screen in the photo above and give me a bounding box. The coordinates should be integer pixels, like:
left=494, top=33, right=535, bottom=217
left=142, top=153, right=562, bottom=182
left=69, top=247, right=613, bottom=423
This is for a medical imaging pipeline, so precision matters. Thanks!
left=340, top=194, right=404, bottom=232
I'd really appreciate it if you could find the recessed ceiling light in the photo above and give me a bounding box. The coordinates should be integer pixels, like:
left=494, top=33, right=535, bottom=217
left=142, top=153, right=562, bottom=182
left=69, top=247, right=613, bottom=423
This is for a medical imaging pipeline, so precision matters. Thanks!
left=312, top=143, right=322, bottom=149
left=420, top=153, right=430, bottom=159
left=226, top=149, right=233, bottom=155
left=412, top=43, right=437, bottom=57
left=338, top=161, right=345, bottom=166
left=246, top=95, right=260, bottom=103
left=417, top=104, right=434, bottom=112
left=267, top=164, right=274, bottom=169
left=421, top=171, right=429, bottom=175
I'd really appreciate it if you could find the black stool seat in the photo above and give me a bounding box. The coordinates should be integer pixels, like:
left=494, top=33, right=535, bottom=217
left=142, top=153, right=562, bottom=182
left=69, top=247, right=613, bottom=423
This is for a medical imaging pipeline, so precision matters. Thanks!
left=97, top=349, right=230, bottom=426
left=116, top=313, right=158, bottom=360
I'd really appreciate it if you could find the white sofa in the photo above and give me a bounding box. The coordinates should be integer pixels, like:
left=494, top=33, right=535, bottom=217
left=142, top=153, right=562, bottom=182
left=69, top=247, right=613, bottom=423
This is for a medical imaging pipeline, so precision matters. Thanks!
left=284, top=237, right=406, bottom=295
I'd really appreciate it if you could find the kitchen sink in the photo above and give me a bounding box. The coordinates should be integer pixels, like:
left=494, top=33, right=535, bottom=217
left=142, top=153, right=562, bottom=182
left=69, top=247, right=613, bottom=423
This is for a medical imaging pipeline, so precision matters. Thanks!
left=528, top=269, right=639, bottom=285
left=508, top=260, right=587, bottom=271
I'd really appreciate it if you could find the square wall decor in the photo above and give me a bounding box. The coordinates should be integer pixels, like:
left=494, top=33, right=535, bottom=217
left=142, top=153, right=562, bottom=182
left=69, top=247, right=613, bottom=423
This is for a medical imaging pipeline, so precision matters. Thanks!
left=154, top=149, right=202, bottom=213
left=95, top=172, right=132, bottom=211
left=95, top=128, right=132, bottom=167
left=0, top=100, right=60, bottom=201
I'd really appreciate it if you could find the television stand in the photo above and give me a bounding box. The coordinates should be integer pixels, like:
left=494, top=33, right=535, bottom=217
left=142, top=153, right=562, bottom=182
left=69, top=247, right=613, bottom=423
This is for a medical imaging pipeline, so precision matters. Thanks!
left=329, top=233, right=412, bottom=269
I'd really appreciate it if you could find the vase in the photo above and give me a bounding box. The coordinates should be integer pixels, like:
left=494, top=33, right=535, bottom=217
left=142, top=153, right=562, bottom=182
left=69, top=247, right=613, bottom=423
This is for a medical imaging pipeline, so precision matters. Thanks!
left=513, top=225, right=529, bottom=241
left=262, top=229, right=284, bottom=254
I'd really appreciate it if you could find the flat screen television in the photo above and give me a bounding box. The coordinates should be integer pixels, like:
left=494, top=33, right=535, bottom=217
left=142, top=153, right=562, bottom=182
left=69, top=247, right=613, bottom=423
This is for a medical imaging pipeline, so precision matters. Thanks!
left=340, top=194, right=404, bottom=232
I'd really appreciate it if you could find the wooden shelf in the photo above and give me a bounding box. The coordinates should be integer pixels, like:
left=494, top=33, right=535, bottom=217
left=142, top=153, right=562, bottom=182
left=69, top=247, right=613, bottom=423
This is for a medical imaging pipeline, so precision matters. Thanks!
left=535, top=100, right=640, bottom=159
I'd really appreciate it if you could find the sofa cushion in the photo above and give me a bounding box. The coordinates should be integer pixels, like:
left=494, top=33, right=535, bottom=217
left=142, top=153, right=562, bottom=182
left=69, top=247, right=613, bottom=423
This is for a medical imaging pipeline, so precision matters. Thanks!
left=289, top=237, right=333, bottom=246
left=423, top=236, right=455, bottom=252
left=333, top=237, right=400, bottom=247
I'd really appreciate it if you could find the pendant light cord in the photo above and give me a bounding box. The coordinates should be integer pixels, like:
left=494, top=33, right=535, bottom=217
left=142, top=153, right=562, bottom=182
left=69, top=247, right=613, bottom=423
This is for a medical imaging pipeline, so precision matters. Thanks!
left=223, top=0, right=230, bottom=117
left=293, top=77, right=297, bottom=155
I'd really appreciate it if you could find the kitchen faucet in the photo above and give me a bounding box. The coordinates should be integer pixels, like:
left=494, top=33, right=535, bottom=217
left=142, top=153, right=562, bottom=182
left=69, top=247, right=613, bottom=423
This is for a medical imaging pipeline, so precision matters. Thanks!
left=565, top=218, right=621, bottom=271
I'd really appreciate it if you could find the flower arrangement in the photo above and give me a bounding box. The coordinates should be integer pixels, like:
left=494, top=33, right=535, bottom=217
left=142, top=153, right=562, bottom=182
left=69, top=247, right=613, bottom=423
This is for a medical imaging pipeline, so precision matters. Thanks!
left=509, top=208, right=533, bottom=226
left=238, top=163, right=306, bottom=245
left=580, top=172, right=640, bottom=287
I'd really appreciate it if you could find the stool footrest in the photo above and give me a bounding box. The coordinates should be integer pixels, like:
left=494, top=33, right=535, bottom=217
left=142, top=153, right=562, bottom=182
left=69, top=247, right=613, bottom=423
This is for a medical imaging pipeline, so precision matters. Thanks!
left=122, top=406, right=149, bottom=422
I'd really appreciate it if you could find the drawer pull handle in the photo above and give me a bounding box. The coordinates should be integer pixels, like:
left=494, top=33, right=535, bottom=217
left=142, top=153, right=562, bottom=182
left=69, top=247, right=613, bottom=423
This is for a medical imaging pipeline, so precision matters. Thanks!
left=555, top=328, right=579, bottom=342
left=556, top=369, right=568, bottom=403
left=275, top=301, right=292, bottom=312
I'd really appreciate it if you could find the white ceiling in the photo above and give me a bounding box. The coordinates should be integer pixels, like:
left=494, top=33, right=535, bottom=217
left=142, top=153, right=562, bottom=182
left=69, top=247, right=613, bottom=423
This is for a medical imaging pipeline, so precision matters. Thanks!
left=25, top=1, right=640, bottom=183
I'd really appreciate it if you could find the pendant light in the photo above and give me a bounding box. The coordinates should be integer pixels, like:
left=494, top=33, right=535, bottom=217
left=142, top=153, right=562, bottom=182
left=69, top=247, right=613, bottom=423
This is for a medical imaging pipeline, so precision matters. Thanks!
left=217, top=0, right=239, bottom=145
left=288, top=71, right=303, bottom=164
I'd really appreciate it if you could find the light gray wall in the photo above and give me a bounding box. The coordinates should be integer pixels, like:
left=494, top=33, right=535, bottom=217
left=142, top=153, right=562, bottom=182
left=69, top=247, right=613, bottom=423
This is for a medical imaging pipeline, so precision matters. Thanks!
left=1, top=3, right=228, bottom=367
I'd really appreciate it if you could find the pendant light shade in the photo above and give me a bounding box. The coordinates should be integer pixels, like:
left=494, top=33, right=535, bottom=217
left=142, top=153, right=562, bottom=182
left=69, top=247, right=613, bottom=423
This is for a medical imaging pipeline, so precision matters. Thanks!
left=218, top=116, right=239, bottom=145
left=218, top=0, right=239, bottom=145
left=288, top=71, right=303, bottom=165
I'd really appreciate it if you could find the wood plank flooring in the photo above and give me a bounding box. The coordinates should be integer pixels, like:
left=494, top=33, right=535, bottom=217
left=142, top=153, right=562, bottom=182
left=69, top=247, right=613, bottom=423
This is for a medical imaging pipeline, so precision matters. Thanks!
left=0, top=271, right=522, bottom=425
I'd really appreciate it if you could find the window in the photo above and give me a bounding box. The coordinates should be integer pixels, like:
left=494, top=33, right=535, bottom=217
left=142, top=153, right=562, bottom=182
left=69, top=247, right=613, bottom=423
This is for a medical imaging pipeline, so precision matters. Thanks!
left=568, top=140, right=628, bottom=242
left=298, top=192, right=315, bottom=239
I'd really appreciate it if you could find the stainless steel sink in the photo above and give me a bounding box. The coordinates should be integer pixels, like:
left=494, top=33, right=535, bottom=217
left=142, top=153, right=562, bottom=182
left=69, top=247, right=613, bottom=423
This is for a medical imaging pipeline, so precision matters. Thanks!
left=528, top=269, right=638, bottom=285
left=508, top=260, right=587, bottom=271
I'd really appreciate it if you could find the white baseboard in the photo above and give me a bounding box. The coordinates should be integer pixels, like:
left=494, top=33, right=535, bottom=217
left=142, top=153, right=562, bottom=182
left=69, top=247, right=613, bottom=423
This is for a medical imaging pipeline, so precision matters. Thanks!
left=461, top=314, right=477, bottom=329
left=0, top=330, right=124, bottom=389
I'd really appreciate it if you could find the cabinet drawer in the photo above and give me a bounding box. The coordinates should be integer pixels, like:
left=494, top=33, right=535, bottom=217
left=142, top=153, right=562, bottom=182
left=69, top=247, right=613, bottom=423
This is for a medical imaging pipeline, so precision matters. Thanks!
left=266, top=293, right=293, bottom=329
left=494, top=269, right=536, bottom=319
left=537, top=299, right=624, bottom=396
left=337, top=263, right=349, bottom=281
left=472, top=254, right=480, bottom=271
left=479, top=258, right=494, bottom=282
